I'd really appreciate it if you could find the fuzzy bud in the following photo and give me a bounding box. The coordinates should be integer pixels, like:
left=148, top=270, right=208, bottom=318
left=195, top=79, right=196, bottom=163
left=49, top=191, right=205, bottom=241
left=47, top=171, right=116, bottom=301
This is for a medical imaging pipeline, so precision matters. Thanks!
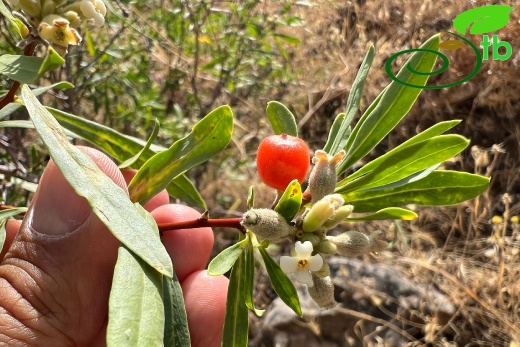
left=302, top=194, right=344, bottom=232
left=329, top=231, right=371, bottom=256
left=308, top=275, right=336, bottom=309
left=242, top=208, right=294, bottom=243
left=330, top=230, right=388, bottom=256
left=308, top=150, right=345, bottom=204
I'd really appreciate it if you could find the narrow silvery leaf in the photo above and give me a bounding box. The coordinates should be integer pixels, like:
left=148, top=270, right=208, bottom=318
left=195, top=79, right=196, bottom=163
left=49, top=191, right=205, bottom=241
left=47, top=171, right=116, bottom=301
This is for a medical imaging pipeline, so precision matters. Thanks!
left=258, top=246, right=302, bottom=317
left=208, top=236, right=248, bottom=276
left=21, top=85, right=173, bottom=277
left=221, top=251, right=249, bottom=347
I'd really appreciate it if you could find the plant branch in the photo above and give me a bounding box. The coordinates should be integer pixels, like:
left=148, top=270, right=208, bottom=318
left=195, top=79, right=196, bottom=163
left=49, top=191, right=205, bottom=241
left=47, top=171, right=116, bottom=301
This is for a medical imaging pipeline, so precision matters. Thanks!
left=0, top=39, right=38, bottom=110
left=1, top=204, right=246, bottom=233
left=158, top=217, right=245, bottom=233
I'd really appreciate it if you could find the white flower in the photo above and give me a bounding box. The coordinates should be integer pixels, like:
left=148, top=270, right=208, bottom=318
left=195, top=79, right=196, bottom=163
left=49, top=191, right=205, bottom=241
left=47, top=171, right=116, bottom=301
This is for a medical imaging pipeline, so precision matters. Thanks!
left=280, top=241, right=323, bottom=287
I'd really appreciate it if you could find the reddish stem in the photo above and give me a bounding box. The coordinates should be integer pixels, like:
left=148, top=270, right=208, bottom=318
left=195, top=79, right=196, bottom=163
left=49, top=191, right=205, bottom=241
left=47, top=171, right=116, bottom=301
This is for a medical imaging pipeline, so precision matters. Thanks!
left=158, top=217, right=245, bottom=234
left=0, top=40, right=38, bottom=110
left=2, top=202, right=245, bottom=233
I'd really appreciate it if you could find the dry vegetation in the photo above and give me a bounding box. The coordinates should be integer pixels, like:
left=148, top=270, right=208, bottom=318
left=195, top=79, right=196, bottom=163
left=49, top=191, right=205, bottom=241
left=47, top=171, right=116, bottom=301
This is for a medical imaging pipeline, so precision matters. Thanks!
left=201, top=0, right=520, bottom=346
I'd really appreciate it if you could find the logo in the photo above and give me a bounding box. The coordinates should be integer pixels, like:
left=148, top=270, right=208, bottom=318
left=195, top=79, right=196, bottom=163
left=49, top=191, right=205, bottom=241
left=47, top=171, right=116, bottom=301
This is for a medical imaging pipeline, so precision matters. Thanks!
left=386, top=5, right=514, bottom=89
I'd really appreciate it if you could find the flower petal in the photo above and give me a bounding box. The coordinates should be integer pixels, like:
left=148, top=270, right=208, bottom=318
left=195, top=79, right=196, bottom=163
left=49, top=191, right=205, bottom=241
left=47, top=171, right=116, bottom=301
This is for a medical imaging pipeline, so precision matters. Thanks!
left=280, top=256, right=298, bottom=274
left=295, top=241, right=313, bottom=259
left=308, top=254, right=324, bottom=271
left=294, top=270, right=313, bottom=286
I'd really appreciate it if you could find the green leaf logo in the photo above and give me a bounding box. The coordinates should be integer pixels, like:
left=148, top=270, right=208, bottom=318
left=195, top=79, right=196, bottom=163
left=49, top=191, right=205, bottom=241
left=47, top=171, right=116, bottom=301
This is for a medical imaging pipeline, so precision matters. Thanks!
left=453, top=5, right=513, bottom=35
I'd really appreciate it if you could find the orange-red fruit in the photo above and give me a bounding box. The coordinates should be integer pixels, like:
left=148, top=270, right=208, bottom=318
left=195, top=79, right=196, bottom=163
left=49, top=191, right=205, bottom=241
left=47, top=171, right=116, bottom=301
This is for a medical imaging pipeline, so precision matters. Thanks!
left=256, top=134, right=310, bottom=191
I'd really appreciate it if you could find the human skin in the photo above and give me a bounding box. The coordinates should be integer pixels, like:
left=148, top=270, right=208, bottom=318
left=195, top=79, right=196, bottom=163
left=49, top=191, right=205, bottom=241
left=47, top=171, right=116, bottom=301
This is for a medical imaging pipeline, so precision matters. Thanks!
left=0, top=147, right=227, bottom=347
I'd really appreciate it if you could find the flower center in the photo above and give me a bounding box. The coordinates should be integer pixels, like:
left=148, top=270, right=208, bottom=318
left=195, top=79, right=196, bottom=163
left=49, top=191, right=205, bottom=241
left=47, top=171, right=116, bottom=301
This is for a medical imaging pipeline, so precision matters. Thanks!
left=297, top=259, right=308, bottom=269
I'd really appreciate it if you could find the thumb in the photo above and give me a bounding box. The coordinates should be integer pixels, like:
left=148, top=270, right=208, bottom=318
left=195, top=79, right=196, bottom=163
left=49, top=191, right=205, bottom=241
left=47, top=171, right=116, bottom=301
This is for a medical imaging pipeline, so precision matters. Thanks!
left=0, top=147, right=124, bottom=346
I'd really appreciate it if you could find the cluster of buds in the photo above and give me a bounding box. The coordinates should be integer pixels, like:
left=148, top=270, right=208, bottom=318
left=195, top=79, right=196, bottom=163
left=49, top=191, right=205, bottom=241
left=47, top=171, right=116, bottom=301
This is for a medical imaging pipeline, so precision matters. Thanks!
left=242, top=149, right=388, bottom=309
left=8, top=0, right=107, bottom=54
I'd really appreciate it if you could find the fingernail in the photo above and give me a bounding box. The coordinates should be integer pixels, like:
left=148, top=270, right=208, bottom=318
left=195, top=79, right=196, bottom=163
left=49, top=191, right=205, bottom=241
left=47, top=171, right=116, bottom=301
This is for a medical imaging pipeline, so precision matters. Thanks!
left=30, top=160, right=91, bottom=236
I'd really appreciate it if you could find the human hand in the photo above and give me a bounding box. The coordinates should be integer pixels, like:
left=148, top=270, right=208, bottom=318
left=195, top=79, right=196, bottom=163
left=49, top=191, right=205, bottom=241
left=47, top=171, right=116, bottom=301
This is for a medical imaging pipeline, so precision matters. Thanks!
left=0, top=147, right=228, bottom=347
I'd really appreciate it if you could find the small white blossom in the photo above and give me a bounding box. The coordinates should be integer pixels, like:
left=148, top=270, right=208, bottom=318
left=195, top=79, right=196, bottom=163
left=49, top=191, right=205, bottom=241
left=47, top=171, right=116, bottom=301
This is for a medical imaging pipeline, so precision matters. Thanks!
left=280, top=241, right=323, bottom=287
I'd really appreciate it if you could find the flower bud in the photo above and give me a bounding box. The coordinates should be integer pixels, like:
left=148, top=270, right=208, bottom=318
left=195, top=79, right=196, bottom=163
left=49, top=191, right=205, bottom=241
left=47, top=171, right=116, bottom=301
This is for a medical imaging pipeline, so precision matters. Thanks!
left=322, top=204, right=354, bottom=229
left=242, top=208, right=294, bottom=243
left=308, top=150, right=345, bottom=204
left=298, top=232, right=320, bottom=247
left=308, top=275, right=336, bottom=309
left=302, top=194, right=344, bottom=232
left=41, top=0, right=55, bottom=18
left=329, top=231, right=371, bottom=256
left=63, top=10, right=81, bottom=28
left=330, top=230, right=388, bottom=256
left=315, top=239, right=337, bottom=254
left=19, top=0, right=42, bottom=18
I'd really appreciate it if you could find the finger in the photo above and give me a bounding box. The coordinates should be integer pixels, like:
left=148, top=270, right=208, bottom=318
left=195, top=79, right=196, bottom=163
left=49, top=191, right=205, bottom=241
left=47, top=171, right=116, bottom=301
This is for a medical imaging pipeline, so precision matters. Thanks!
left=121, top=169, right=169, bottom=212
left=0, top=146, right=124, bottom=345
left=0, top=219, right=21, bottom=260
left=181, top=270, right=228, bottom=347
left=151, top=204, right=214, bottom=283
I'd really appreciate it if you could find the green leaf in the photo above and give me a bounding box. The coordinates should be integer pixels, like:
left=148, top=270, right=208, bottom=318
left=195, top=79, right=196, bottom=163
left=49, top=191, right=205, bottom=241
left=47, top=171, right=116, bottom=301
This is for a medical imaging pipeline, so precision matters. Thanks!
left=166, top=176, right=206, bottom=209
left=222, top=250, right=249, bottom=347
left=338, top=34, right=441, bottom=174
left=38, top=47, right=65, bottom=76
left=107, top=203, right=165, bottom=347
left=47, top=107, right=205, bottom=208
left=274, top=179, right=302, bottom=223
left=323, top=113, right=345, bottom=153
left=337, top=135, right=469, bottom=193
left=274, top=37, right=290, bottom=61
left=0, top=55, right=43, bottom=84
left=346, top=207, right=417, bottom=221
left=0, top=0, right=26, bottom=39
left=21, top=85, right=173, bottom=276
left=342, top=171, right=490, bottom=213
left=247, top=185, right=255, bottom=209
left=266, top=101, right=298, bottom=136
left=338, top=120, right=461, bottom=185
left=0, top=207, right=28, bottom=251
left=244, top=240, right=265, bottom=316
left=453, top=5, right=513, bottom=35
left=258, top=246, right=302, bottom=317
left=208, top=237, right=248, bottom=276
left=107, top=245, right=164, bottom=347
left=273, top=33, right=301, bottom=44
left=128, top=105, right=233, bottom=205
left=327, top=45, right=374, bottom=155
left=84, top=28, right=97, bottom=57
left=119, top=119, right=160, bottom=169
left=163, top=274, right=191, bottom=347
left=0, top=82, right=73, bottom=120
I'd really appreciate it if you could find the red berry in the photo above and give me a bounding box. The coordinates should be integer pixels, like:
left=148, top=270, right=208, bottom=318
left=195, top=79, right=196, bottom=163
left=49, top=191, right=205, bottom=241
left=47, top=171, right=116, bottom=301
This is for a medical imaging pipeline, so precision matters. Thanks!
left=256, top=134, right=310, bottom=191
